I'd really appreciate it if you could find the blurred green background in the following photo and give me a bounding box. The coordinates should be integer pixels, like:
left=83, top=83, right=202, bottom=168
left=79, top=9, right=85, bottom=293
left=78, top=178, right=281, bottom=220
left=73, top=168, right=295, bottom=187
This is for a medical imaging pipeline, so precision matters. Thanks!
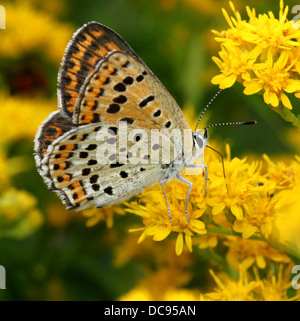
left=0, top=0, right=298, bottom=300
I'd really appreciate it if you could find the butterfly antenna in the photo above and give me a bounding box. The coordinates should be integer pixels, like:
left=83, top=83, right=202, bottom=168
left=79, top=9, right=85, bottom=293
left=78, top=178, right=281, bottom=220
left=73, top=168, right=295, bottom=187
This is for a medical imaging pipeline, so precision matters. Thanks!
left=194, top=89, right=223, bottom=132
left=204, top=120, right=257, bottom=130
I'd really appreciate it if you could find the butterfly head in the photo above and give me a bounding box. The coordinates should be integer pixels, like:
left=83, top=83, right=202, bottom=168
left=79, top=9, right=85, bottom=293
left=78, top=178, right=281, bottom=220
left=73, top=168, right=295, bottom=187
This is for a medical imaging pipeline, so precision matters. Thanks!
left=192, top=128, right=208, bottom=157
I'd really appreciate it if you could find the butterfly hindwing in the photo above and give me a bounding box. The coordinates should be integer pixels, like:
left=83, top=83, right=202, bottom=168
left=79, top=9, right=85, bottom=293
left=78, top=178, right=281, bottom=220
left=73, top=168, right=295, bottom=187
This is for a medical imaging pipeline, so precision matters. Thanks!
left=34, top=111, right=75, bottom=166
left=58, top=22, right=138, bottom=117
left=73, top=51, right=191, bottom=133
left=40, top=123, right=178, bottom=210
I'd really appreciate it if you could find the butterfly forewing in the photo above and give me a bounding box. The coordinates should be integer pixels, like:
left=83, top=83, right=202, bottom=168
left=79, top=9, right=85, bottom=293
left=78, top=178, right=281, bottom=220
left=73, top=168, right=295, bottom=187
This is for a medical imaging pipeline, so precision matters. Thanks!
left=73, top=51, right=191, bottom=134
left=58, top=22, right=138, bottom=117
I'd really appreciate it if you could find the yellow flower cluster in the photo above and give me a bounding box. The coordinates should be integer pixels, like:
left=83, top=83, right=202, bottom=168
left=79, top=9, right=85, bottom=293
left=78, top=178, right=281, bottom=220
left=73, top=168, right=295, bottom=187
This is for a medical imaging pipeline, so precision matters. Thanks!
left=0, top=136, right=44, bottom=239
left=0, top=188, right=43, bottom=239
left=82, top=205, right=126, bottom=228
left=0, top=0, right=72, bottom=239
left=0, top=142, right=43, bottom=239
left=120, top=284, right=200, bottom=301
left=200, top=266, right=300, bottom=301
left=124, top=143, right=300, bottom=262
left=223, top=236, right=290, bottom=270
left=1, top=0, right=299, bottom=301
left=113, top=215, right=299, bottom=301
left=0, top=93, right=56, bottom=143
left=1, top=1, right=73, bottom=63
left=117, top=255, right=299, bottom=301
left=211, top=1, right=300, bottom=110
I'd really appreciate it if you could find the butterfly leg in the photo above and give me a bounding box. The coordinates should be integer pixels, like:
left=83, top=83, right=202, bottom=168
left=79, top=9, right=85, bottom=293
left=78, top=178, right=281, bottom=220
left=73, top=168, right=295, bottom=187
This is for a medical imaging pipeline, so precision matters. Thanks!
left=160, top=181, right=172, bottom=222
left=185, top=164, right=208, bottom=196
left=202, top=154, right=208, bottom=196
left=176, top=175, right=193, bottom=223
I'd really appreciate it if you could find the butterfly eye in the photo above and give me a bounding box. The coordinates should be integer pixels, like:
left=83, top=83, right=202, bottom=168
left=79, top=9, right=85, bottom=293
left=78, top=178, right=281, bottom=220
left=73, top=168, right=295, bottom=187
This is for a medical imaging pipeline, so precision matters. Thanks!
left=196, top=136, right=203, bottom=148
left=193, top=134, right=203, bottom=148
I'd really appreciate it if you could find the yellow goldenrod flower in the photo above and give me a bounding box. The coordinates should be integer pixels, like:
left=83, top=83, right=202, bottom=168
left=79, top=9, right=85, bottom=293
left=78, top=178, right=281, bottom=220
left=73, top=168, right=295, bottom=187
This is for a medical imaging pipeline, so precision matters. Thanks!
left=1, top=1, right=73, bottom=63
left=163, top=288, right=200, bottom=301
left=119, top=264, right=299, bottom=301
left=125, top=193, right=207, bottom=256
left=200, top=269, right=260, bottom=301
left=224, top=236, right=290, bottom=271
left=241, top=155, right=300, bottom=243
left=119, top=267, right=195, bottom=300
left=233, top=190, right=296, bottom=239
left=0, top=188, right=43, bottom=239
left=243, top=50, right=300, bottom=109
left=263, top=154, right=300, bottom=190
left=82, top=205, right=125, bottom=229
left=114, top=236, right=156, bottom=267
left=0, top=151, right=10, bottom=189
left=254, top=265, right=300, bottom=301
left=276, top=185, right=300, bottom=250
left=212, top=1, right=300, bottom=109
left=123, top=140, right=300, bottom=259
left=114, top=235, right=194, bottom=272
left=197, top=235, right=218, bottom=249
left=0, top=149, right=29, bottom=191
left=23, top=0, right=65, bottom=16
left=120, top=286, right=200, bottom=301
left=0, top=152, right=30, bottom=193
left=201, top=265, right=300, bottom=301
left=0, top=93, right=56, bottom=143
left=207, top=145, right=262, bottom=220
left=119, top=286, right=154, bottom=301
left=212, top=43, right=262, bottom=88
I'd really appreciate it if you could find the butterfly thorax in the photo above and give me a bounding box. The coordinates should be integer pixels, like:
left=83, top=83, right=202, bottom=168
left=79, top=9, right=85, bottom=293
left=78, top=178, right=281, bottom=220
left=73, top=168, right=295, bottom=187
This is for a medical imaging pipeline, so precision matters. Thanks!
left=157, top=129, right=207, bottom=188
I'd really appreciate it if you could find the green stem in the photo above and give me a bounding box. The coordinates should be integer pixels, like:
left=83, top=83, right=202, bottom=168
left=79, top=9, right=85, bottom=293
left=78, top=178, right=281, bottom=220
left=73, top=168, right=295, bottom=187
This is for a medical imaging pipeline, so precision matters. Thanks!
left=270, top=104, right=300, bottom=129
left=207, top=226, right=262, bottom=241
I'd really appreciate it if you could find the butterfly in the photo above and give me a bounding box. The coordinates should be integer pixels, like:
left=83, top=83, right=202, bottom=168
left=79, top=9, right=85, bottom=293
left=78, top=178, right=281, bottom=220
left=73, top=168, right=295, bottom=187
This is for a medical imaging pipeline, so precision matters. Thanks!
left=34, top=22, right=255, bottom=223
